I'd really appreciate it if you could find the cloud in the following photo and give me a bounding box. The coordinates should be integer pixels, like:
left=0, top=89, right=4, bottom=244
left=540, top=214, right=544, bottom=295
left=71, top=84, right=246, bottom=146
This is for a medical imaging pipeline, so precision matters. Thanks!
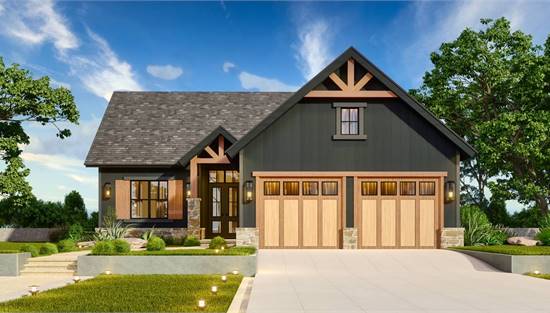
left=21, top=152, right=82, bottom=172
left=0, top=0, right=78, bottom=53
left=223, top=61, right=236, bottom=73
left=50, top=78, right=71, bottom=89
left=146, top=64, right=183, bottom=80
left=295, top=19, right=331, bottom=80
left=67, top=174, right=97, bottom=186
left=239, top=71, right=298, bottom=92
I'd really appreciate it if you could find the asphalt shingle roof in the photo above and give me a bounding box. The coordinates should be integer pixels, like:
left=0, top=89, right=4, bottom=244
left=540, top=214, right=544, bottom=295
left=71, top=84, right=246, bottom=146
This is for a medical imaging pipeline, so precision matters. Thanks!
left=84, top=91, right=292, bottom=166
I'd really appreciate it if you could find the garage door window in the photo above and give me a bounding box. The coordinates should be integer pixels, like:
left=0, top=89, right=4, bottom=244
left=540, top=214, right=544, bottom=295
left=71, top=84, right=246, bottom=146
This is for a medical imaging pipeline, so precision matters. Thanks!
left=283, top=182, right=299, bottom=195
left=400, top=182, right=416, bottom=196
left=264, top=181, right=280, bottom=195
left=302, top=182, right=319, bottom=195
left=380, top=182, right=397, bottom=195
left=361, top=181, right=378, bottom=196
left=322, top=181, right=338, bottom=195
left=419, top=182, right=436, bottom=195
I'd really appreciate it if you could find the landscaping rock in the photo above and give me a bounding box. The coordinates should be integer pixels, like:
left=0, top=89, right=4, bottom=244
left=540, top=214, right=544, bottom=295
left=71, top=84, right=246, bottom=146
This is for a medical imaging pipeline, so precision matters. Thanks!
left=507, top=236, right=539, bottom=246
left=77, top=241, right=95, bottom=249
left=124, top=238, right=147, bottom=249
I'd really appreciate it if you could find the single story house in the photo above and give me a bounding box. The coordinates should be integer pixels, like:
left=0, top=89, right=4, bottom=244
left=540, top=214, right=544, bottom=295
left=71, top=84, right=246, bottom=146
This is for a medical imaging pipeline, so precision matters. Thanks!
left=85, top=47, right=474, bottom=249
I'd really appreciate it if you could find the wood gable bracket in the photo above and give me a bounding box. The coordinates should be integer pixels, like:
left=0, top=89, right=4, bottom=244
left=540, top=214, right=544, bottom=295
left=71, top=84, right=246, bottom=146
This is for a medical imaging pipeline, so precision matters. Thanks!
left=305, top=59, right=397, bottom=99
left=189, top=135, right=230, bottom=197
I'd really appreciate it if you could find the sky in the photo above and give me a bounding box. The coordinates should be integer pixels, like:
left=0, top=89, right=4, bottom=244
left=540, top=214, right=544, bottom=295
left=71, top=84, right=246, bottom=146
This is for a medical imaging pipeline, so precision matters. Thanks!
left=0, top=0, right=549, bottom=214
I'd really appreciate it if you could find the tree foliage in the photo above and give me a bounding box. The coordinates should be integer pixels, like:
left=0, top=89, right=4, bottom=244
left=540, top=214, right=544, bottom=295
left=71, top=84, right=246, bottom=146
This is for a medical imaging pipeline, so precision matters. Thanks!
left=0, top=57, right=79, bottom=205
left=411, top=18, right=550, bottom=213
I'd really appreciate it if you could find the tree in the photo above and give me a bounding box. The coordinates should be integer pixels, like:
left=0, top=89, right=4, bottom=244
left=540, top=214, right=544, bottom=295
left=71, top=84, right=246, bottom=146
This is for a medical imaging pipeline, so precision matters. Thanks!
left=63, top=191, right=88, bottom=225
left=0, top=57, right=79, bottom=205
left=411, top=18, right=550, bottom=214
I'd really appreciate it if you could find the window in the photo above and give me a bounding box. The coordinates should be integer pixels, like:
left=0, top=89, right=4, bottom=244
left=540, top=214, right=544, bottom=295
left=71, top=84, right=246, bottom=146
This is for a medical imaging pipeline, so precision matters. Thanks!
left=400, top=182, right=416, bottom=196
left=283, top=182, right=299, bottom=195
left=302, top=182, right=319, bottom=195
left=131, top=180, right=168, bottom=219
left=209, top=170, right=239, bottom=183
left=333, top=102, right=367, bottom=140
left=264, top=181, right=280, bottom=195
left=322, top=181, right=338, bottom=195
left=361, top=181, right=378, bottom=196
left=419, top=182, right=436, bottom=195
left=380, top=182, right=397, bottom=195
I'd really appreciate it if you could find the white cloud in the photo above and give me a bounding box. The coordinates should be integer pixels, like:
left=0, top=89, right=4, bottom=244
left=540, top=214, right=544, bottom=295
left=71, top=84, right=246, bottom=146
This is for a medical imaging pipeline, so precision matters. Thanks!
left=239, top=71, right=298, bottom=92
left=146, top=64, right=183, bottom=80
left=50, top=78, right=71, bottom=89
left=223, top=61, right=236, bottom=73
left=295, top=19, right=331, bottom=80
left=0, top=0, right=78, bottom=53
left=67, top=174, right=97, bottom=186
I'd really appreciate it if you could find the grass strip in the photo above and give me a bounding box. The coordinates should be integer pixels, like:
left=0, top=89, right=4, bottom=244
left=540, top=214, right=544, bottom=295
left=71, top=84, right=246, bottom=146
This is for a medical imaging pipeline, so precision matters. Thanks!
left=451, top=245, right=550, bottom=255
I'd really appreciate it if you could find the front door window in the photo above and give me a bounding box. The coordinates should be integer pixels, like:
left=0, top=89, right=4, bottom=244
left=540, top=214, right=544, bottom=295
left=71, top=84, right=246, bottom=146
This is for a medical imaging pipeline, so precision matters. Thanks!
left=208, top=170, right=239, bottom=239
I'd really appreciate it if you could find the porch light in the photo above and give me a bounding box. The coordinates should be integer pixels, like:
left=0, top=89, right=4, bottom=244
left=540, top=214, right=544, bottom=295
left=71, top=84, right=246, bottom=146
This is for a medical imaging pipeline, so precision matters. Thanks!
left=221, top=275, right=227, bottom=283
left=103, top=183, right=112, bottom=200
left=186, top=183, right=191, bottom=197
left=211, top=285, right=218, bottom=294
left=73, top=276, right=81, bottom=283
left=244, top=180, right=254, bottom=203
left=444, top=181, right=456, bottom=203
left=29, top=285, right=39, bottom=296
left=197, top=299, right=206, bottom=309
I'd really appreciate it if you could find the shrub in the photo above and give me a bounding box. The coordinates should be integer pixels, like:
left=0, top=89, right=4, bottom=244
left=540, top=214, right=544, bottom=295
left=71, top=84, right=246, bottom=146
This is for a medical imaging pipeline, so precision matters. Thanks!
left=68, top=224, right=84, bottom=242
left=39, top=243, right=58, bottom=255
left=536, top=228, right=550, bottom=246
left=141, top=227, right=156, bottom=241
left=92, top=241, right=115, bottom=255
left=57, top=239, right=76, bottom=252
left=19, top=244, right=39, bottom=257
left=183, top=235, right=201, bottom=247
left=162, top=236, right=184, bottom=246
left=146, top=237, right=166, bottom=251
left=461, top=205, right=508, bottom=246
left=539, top=213, right=550, bottom=231
left=93, top=219, right=131, bottom=241
left=112, top=239, right=131, bottom=253
left=209, top=236, right=227, bottom=249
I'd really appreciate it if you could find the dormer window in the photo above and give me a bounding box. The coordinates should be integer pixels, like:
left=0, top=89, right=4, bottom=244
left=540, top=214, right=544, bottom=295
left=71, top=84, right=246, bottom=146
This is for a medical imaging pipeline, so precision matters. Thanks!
left=333, top=102, right=367, bottom=140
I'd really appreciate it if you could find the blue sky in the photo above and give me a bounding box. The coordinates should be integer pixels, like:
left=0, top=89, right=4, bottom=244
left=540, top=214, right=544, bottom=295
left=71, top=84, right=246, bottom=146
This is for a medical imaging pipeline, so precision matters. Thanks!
left=0, top=0, right=548, bottom=214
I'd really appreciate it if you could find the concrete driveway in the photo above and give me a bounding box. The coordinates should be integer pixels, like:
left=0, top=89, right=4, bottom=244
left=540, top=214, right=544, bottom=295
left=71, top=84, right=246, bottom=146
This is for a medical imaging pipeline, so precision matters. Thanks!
left=246, top=249, right=550, bottom=313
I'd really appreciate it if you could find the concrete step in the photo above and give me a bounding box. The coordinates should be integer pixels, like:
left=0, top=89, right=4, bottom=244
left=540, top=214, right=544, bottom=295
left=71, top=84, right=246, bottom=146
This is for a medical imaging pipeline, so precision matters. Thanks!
left=25, top=261, right=75, bottom=267
left=20, top=271, right=75, bottom=276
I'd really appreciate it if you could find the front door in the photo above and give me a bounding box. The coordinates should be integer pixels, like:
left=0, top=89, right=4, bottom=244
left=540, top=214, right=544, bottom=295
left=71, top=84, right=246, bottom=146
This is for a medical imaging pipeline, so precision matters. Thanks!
left=208, top=184, right=239, bottom=239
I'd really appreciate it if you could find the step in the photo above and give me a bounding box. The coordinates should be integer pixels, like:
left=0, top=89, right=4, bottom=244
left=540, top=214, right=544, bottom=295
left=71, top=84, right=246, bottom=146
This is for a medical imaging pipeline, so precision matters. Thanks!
left=20, top=271, right=74, bottom=276
left=21, top=266, right=75, bottom=273
left=25, top=261, right=76, bottom=267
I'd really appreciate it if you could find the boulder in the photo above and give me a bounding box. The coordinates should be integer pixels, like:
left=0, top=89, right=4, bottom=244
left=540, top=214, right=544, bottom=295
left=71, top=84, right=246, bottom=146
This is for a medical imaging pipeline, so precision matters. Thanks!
left=124, top=237, right=147, bottom=250
left=507, top=236, right=539, bottom=246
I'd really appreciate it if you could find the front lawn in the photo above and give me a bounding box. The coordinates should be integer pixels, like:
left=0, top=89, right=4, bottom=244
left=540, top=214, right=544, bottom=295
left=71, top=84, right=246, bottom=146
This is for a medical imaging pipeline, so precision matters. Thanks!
left=0, top=274, right=242, bottom=312
left=451, top=245, right=550, bottom=255
left=90, top=246, right=256, bottom=256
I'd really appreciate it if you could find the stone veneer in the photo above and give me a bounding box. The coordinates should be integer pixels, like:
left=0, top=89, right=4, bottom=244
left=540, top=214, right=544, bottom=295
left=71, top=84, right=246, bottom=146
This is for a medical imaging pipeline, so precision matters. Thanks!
left=236, top=227, right=259, bottom=248
left=441, top=227, right=464, bottom=248
left=343, top=228, right=358, bottom=249
left=127, top=228, right=187, bottom=239
left=187, top=198, right=202, bottom=238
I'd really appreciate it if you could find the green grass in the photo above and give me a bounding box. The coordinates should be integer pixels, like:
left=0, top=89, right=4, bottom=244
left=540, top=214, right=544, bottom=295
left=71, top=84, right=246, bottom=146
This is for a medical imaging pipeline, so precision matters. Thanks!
left=0, top=274, right=242, bottom=312
left=0, top=250, right=19, bottom=254
left=0, top=242, right=46, bottom=251
left=451, top=245, right=550, bottom=255
left=90, top=246, right=256, bottom=256
left=526, top=273, right=550, bottom=280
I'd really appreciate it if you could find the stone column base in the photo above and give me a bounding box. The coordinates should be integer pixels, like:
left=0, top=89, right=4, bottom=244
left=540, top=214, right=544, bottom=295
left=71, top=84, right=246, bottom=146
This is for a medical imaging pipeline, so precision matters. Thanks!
left=343, top=228, right=358, bottom=249
left=236, top=227, right=259, bottom=248
left=186, top=198, right=202, bottom=239
left=441, top=227, right=465, bottom=248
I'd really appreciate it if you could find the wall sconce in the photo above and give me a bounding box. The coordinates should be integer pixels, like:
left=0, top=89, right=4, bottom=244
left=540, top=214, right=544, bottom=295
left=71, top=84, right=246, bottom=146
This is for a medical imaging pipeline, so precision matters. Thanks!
left=185, top=183, right=191, bottom=197
left=444, top=181, right=456, bottom=203
left=244, top=180, right=254, bottom=203
left=103, top=183, right=112, bottom=200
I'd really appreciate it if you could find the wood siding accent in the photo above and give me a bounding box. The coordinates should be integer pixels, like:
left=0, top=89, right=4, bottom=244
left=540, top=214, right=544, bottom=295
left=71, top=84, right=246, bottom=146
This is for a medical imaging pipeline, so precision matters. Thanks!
left=168, top=179, right=184, bottom=220
left=283, top=199, right=299, bottom=247
left=115, top=180, right=130, bottom=219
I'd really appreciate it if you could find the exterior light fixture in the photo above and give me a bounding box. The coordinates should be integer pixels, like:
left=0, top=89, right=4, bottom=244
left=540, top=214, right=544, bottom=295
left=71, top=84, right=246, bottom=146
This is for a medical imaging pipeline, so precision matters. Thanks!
left=186, top=183, right=191, bottom=197
left=104, top=270, right=112, bottom=275
left=73, top=276, right=81, bottom=283
left=197, top=299, right=206, bottom=309
left=232, top=270, right=239, bottom=275
left=444, top=181, right=456, bottom=203
left=211, top=286, right=218, bottom=294
left=221, top=275, right=227, bottom=283
left=29, top=285, right=39, bottom=296
left=533, top=270, right=541, bottom=275
left=215, top=249, right=219, bottom=254
left=244, top=180, right=254, bottom=203
left=103, top=183, right=112, bottom=200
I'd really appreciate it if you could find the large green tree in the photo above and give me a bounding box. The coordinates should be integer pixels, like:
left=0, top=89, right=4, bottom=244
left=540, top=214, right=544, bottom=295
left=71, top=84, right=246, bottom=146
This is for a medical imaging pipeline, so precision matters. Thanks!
left=411, top=18, right=550, bottom=214
left=0, top=57, right=79, bottom=204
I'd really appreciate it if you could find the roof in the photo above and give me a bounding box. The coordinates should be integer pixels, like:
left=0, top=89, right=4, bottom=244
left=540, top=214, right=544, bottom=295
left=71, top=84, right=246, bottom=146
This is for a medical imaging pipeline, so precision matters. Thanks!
left=226, top=47, right=476, bottom=159
left=84, top=92, right=292, bottom=166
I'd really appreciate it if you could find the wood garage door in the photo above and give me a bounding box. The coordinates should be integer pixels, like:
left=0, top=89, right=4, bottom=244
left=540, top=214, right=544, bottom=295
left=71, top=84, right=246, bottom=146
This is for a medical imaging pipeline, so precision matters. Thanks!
left=355, top=178, right=442, bottom=249
left=257, top=177, right=343, bottom=249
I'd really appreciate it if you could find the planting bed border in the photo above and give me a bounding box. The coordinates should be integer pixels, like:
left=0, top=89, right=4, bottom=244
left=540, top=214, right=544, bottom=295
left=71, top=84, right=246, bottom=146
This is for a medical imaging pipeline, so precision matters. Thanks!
left=455, top=249, right=550, bottom=274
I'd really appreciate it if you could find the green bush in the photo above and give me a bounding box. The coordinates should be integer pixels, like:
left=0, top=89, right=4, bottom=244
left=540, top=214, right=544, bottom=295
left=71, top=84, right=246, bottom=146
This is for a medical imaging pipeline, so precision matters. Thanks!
left=183, top=235, right=200, bottom=247
left=19, top=244, right=39, bottom=257
left=208, top=236, right=227, bottom=249
left=57, top=239, right=76, bottom=252
left=39, top=243, right=58, bottom=255
left=536, top=228, right=550, bottom=246
left=162, top=236, right=184, bottom=246
left=146, top=237, right=165, bottom=251
left=461, top=205, right=508, bottom=246
left=539, top=213, right=550, bottom=230
left=68, top=224, right=84, bottom=241
left=92, top=241, right=115, bottom=255
left=112, top=239, right=131, bottom=253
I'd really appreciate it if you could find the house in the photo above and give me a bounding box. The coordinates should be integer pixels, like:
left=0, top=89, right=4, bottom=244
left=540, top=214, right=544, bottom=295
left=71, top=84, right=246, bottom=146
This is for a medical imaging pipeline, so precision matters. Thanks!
left=85, top=47, right=474, bottom=249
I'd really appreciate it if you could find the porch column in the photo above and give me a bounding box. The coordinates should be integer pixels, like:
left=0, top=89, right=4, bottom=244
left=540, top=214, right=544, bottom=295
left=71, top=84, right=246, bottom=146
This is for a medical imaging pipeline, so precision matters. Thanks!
left=187, top=198, right=202, bottom=238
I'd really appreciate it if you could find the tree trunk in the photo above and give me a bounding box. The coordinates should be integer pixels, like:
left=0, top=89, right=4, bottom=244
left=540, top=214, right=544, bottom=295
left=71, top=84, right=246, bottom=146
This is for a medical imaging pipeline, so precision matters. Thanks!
left=535, top=196, right=549, bottom=215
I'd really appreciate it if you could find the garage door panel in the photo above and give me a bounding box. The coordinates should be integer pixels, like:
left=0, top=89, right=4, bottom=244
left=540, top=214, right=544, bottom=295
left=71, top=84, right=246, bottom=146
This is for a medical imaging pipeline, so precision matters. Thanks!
left=303, top=199, right=318, bottom=247
left=400, top=199, right=416, bottom=247
left=283, top=199, right=299, bottom=247
left=419, top=199, right=435, bottom=247
left=361, top=199, right=377, bottom=247
left=381, top=199, right=396, bottom=247
left=264, top=199, right=280, bottom=247
left=321, top=199, right=338, bottom=247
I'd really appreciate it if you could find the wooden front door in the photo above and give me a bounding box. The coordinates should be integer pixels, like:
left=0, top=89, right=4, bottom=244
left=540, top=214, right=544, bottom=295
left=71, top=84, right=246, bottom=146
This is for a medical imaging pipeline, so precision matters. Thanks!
left=208, top=184, right=239, bottom=239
